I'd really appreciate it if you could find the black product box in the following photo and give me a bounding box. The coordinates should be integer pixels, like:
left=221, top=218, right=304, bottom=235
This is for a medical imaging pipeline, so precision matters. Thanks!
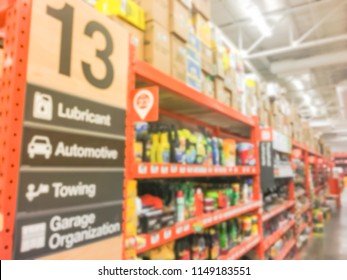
left=138, top=208, right=163, bottom=234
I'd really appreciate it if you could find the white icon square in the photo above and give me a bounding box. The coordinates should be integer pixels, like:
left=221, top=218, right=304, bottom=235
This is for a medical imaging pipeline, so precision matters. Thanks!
left=33, top=91, right=53, bottom=121
left=20, top=223, right=46, bottom=253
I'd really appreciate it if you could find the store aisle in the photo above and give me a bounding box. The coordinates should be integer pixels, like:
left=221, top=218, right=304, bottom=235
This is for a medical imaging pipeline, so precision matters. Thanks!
left=303, top=191, right=347, bottom=260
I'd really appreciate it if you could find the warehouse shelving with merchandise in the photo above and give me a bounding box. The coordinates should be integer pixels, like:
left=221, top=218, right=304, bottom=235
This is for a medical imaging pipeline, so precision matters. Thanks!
left=0, top=0, right=345, bottom=261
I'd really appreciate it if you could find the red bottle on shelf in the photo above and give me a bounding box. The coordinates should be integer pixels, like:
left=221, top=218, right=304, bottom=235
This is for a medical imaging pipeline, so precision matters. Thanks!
left=195, top=188, right=204, bottom=216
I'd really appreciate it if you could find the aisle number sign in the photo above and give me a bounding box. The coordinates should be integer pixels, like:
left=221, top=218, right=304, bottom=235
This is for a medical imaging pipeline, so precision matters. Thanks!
left=13, top=0, right=129, bottom=259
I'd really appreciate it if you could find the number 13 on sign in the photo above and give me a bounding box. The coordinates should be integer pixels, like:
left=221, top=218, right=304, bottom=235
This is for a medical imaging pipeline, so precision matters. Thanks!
left=27, top=0, right=129, bottom=107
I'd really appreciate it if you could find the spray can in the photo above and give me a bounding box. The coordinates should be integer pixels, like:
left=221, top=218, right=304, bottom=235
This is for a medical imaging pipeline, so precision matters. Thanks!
left=176, top=190, right=185, bottom=222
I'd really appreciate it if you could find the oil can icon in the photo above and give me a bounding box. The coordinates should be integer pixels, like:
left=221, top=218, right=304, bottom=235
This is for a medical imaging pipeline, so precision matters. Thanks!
left=33, top=91, right=53, bottom=121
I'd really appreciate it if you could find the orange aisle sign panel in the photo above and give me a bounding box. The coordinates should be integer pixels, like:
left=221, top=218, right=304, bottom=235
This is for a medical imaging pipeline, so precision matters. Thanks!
left=0, top=0, right=130, bottom=259
left=131, top=87, right=159, bottom=122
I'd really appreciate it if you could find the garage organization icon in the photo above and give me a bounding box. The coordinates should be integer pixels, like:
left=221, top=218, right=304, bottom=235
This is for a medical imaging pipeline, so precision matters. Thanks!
left=133, top=89, right=154, bottom=120
left=27, top=135, right=53, bottom=159
left=20, top=223, right=46, bottom=253
left=33, top=91, right=53, bottom=121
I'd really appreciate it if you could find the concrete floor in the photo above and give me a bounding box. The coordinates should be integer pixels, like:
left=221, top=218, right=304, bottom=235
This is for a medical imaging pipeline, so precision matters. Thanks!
left=302, top=190, right=347, bottom=260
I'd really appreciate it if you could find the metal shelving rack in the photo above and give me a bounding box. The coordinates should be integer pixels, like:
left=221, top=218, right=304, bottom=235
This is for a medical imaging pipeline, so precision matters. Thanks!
left=0, top=0, right=335, bottom=260
left=125, top=57, right=263, bottom=260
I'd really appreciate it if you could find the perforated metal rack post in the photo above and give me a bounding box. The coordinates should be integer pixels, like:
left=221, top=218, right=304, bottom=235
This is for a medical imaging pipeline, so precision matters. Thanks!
left=0, top=0, right=32, bottom=260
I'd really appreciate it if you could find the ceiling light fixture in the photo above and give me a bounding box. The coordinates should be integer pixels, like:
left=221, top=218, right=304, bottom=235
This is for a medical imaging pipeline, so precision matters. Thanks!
left=238, top=0, right=272, bottom=37
left=303, top=94, right=311, bottom=104
left=291, top=79, right=304, bottom=91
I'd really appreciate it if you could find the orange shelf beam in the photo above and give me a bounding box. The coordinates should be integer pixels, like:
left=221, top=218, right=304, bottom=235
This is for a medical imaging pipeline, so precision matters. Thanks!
left=262, top=201, right=295, bottom=222
left=263, top=220, right=295, bottom=251
left=135, top=201, right=261, bottom=254
left=298, top=203, right=310, bottom=216
left=275, top=239, right=296, bottom=260
left=218, top=235, right=261, bottom=260
left=298, top=222, right=308, bottom=235
left=295, top=189, right=306, bottom=198
left=315, top=185, right=324, bottom=194
left=134, top=61, right=255, bottom=128
left=133, top=163, right=257, bottom=179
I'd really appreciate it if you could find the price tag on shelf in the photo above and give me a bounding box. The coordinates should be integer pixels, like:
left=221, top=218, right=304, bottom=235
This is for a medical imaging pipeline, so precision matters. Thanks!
left=138, top=164, right=147, bottom=174
left=179, top=166, right=186, bottom=173
left=175, top=226, right=183, bottom=235
left=171, top=165, right=178, bottom=173
left=150, top=233, right=160, bottom=245
left=163, top=229, right=172, bottom=240
left=160, top=165, right=169, bottom=174
left=150, top=165, right=159, bottom=174
left=183, top=224, right=190, bottom=232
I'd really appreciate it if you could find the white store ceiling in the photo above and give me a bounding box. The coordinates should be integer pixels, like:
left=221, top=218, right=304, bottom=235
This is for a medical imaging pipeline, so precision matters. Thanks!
left=212, top=0, right=347, bottom=153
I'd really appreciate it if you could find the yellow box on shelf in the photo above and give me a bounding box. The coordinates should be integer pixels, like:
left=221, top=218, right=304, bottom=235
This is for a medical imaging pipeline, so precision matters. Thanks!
left=95, top=0, right=146, bottom=31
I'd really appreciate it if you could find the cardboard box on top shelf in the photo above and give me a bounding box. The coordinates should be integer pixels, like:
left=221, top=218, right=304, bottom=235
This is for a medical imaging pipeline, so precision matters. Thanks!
left=144, top=21, right=170, bottom=74
left=202, top=72, right=214, bottom=98
left=112, top=17, right=144, bottom=60
left=259, top=110, right=270, bottom=127
left=224, top=90, right=232, bottom=107
left=171, top=34, right=187, bottom=83
left=262, top=96, right=271, bottom=112
left=192, top=12, right=212, bottom=47
left=214, top=77, right=226, bottom=104
left=231, top=90, right=242, bottom=112
left=95, top=0, right=146, bottom=30
left=211, top=24, right=223, bottom=50
left=186, top=55, right=202, bottom=91
left=201, top=43, right=214, bottom=74
left=248, top=93, right=258, bottom=116
left=137, top=0, right=169, bottom=29
left=193, top=0, right=211, bottom=19
left=170, top=0, right=190, bottom=41
left=212, top=49, right=224, bottom=78
left=187, top=30, right=202, bottom=62
left=270, top=100, right=280, bottom=116
left=224, top=68, right=237, bottom=91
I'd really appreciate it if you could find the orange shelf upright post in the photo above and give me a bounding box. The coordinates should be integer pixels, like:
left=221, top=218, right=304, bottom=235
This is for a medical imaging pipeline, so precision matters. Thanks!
left=252, top=117, right=265, bottom=260
left=0, top=0, right=32, bottom=259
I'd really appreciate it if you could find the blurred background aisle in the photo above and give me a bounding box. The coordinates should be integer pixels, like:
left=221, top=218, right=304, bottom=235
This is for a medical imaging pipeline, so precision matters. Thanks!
left=304, top=191, right=347, bottom=259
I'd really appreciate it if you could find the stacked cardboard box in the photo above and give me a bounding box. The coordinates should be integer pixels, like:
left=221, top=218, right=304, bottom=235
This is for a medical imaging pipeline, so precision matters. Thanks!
left=95, top=0, right=145, bottom=60
left=95, top=0, right=146, bottom=30
left=186, top=30, right=202, bottom=91
left=169, top=0, right=190, bottom=82
left=139, top=0, right=171, bottom=74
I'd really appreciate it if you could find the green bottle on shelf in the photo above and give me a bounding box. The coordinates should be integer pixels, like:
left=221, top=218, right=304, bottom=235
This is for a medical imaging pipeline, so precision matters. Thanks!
left=219, top=222, right=228, bottom=254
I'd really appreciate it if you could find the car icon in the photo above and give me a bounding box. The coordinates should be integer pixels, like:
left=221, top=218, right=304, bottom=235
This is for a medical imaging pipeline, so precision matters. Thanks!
left=28, top=135, right=52, bottom=159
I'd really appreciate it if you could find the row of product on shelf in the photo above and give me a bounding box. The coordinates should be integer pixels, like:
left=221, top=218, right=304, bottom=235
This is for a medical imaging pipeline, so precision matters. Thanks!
left=139, top=215, right=259, bottom=260
left=263, top=211, right=293, bottom=239
left=265, top=229, right=294, bottom=260
left=129, top=179, right=254, bottom=235
left=263, top=179, right=290, bottom=212
left=135, top=122, right=255, bottom=166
